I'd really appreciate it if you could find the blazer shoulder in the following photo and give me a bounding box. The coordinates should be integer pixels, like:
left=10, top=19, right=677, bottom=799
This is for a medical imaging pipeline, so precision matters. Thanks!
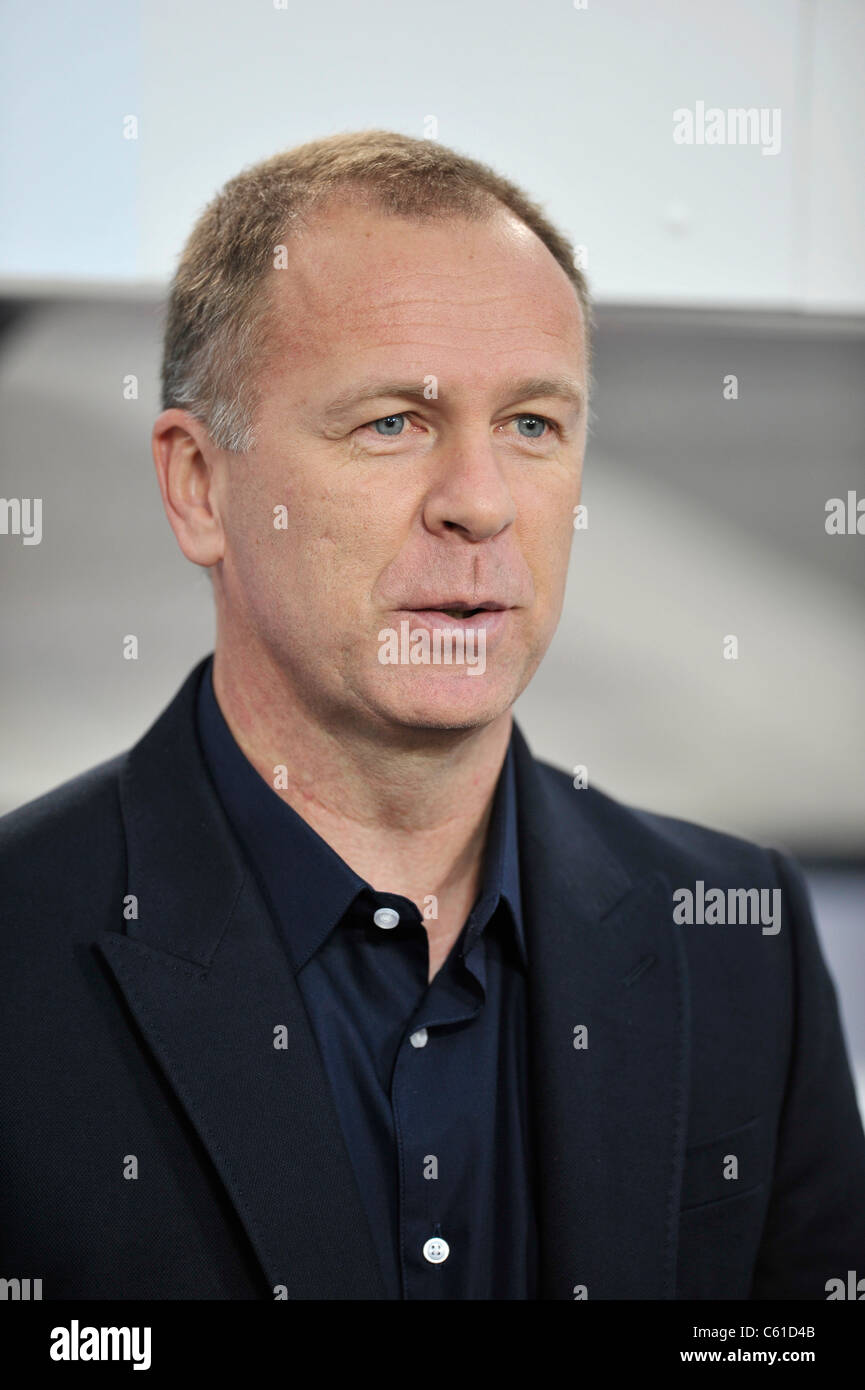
left=532, top=754, right=781, bottom=883
left=0, top=753, right=126, bottom=889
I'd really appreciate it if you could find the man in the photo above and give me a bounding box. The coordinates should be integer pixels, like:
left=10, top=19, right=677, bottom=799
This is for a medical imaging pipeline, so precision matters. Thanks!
left=1, top=130, right=863, bottom=1301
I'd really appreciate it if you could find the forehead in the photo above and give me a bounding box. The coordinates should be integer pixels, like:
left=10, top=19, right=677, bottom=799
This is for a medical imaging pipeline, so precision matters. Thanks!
left=262, top=201, right=586, bottom=387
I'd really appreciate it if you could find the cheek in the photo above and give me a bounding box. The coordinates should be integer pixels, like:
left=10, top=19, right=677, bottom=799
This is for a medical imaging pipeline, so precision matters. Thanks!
left=229, top=464, right=405, bottom=621
left=220, top=464, right=310, bottom=619
left=517, top=487, right=578, bottom=596
left=225, top=460, right=324, bottom=575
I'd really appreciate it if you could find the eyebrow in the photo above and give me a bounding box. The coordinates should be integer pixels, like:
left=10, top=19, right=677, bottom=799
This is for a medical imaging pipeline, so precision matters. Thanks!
left=320, top=374, right=585, bottom=422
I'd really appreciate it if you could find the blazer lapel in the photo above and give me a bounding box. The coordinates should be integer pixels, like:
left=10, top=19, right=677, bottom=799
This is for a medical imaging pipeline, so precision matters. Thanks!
left=511, top=724, right=689, bottom=1299
left=97, top=659, right=387, bottom=1300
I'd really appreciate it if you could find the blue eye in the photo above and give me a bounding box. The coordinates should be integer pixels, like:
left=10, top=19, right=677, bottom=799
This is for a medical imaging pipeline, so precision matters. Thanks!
left=362, top=412, right=553, bottom=441
left=371, top=414, right=406, bottom=436
left=516, top=414, right=550, bottom=438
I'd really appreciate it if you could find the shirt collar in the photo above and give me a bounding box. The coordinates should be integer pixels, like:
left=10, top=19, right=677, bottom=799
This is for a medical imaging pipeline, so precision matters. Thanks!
left=195, top=656, right=526, bottom=972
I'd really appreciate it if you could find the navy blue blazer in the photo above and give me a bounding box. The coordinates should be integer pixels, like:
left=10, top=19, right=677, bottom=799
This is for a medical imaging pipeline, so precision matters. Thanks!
left=1, top=655, right=863, bottom=1299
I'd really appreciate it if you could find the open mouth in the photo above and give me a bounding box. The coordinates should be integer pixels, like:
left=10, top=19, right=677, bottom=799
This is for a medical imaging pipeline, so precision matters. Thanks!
left=407, top=601, right=508, bottom=620
left=395, top=604, right=511, bottom=642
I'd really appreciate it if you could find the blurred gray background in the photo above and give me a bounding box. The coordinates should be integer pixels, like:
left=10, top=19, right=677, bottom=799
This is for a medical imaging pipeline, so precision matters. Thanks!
left=1, top=0, right=863, bottom=1110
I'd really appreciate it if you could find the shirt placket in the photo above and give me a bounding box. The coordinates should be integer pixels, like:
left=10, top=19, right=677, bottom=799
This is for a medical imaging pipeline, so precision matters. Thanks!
left=391, top=927, right=487, bottom=1298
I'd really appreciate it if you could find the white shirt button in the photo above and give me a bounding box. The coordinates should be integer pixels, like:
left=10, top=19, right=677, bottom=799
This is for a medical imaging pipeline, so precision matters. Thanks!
left=373, top=907, right=400, bottom=930
left=409, top=1027, right=428, bottom=1049
left=423, top=1236, right=450, bottom=1264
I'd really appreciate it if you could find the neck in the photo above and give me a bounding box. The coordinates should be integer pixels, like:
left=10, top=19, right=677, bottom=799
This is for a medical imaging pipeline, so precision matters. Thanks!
left=210, top=644, right=513, bottom=915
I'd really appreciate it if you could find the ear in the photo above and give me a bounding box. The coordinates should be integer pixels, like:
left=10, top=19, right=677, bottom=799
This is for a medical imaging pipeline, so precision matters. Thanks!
left=151, top=409, right=225, bottom=569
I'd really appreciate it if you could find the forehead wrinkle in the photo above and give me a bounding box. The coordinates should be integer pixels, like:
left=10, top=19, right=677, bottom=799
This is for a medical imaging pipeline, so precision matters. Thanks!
left=269, top=248, right=582, bottom=357
left=264, top=259, right=585, bottom=402
left=297, top=247, right=577, bottom=305
left=325, top=300, right=584, bottom=345
left=331, top=277, right=585, bottom=342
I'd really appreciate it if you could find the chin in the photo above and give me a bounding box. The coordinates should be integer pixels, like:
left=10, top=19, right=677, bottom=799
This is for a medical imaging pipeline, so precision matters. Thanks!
left=371, top=671, right=517, bottom=733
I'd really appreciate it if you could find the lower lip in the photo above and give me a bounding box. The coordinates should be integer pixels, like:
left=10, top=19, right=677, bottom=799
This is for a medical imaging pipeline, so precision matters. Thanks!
left=395, top=608, right=513, bottom=638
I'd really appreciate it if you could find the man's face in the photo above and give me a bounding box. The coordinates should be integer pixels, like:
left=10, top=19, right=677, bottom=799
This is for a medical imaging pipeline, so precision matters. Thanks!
left=216, top=200, right=587, bottom=736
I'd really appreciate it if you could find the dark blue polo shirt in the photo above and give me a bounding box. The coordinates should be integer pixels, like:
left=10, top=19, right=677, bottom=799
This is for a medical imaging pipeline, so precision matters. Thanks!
left=195, top=656, right=538, bottom=1299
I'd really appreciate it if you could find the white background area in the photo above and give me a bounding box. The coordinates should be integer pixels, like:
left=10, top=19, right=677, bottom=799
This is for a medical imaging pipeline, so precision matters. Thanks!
left=1, top=0, right=864, bottom=309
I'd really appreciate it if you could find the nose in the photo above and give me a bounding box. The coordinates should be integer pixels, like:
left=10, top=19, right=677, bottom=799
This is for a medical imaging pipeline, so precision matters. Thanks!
left=422, top=434, right=516, bottom=542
